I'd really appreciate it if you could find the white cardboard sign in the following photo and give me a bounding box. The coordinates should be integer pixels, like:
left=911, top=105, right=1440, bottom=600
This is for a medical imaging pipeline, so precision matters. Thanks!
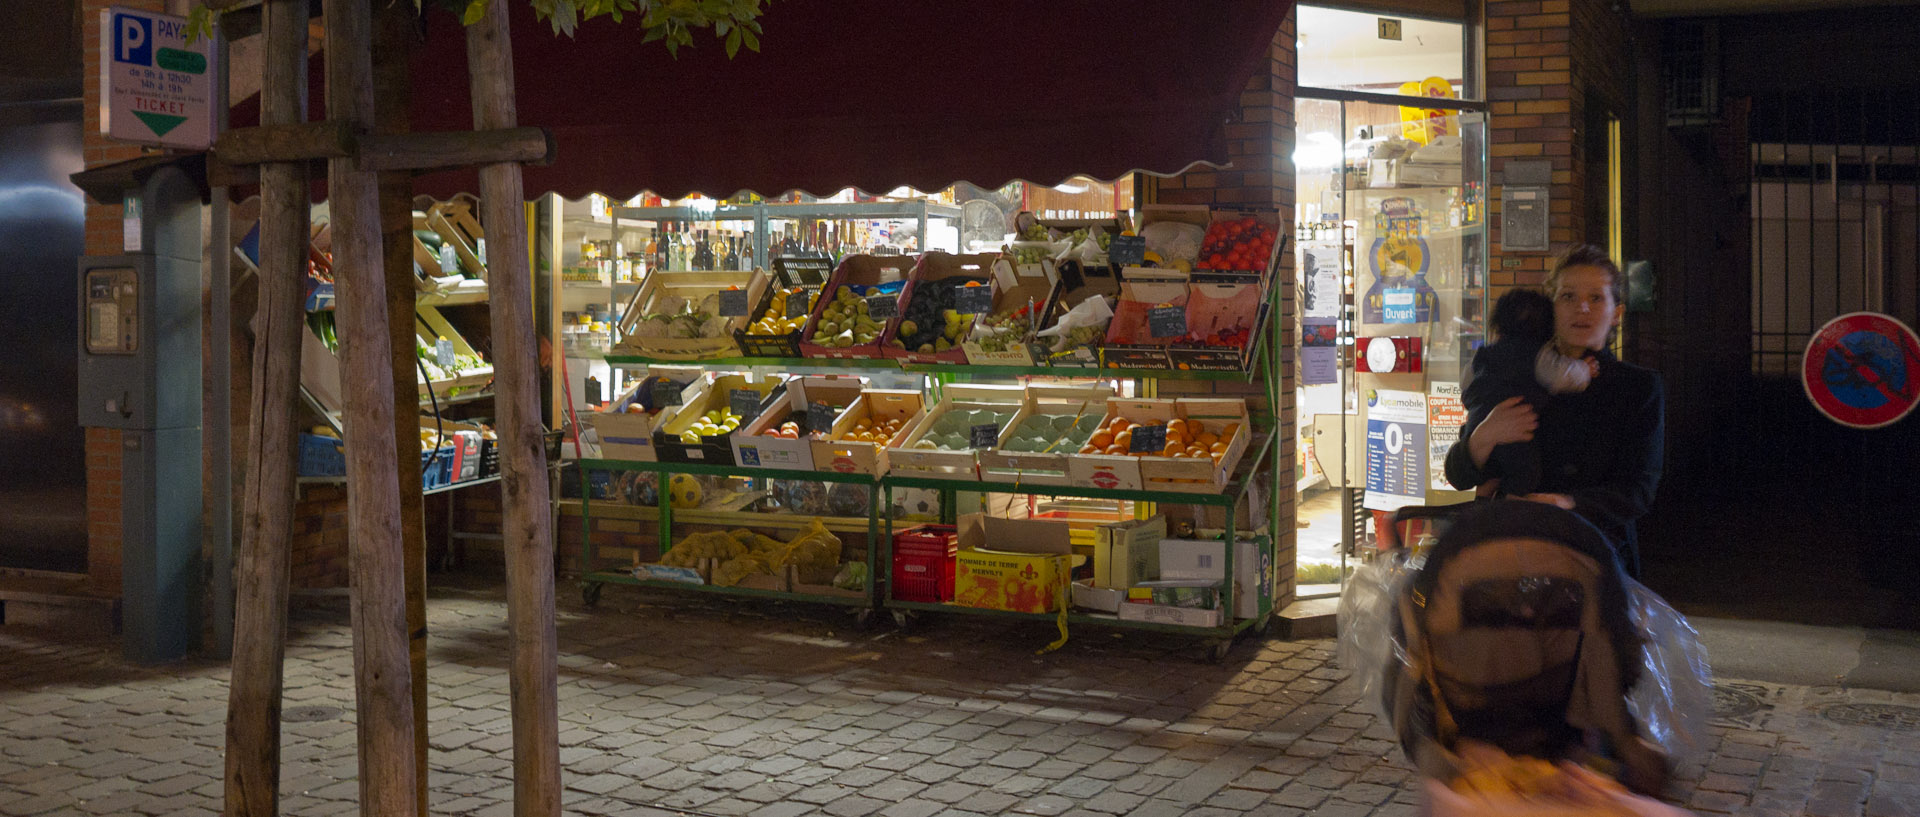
left=101, top=7, right=218, bottom=149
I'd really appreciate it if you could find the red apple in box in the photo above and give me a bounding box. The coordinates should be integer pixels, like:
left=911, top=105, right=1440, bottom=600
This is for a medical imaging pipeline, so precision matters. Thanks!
left=1196, top=216, right=1278, bottom=271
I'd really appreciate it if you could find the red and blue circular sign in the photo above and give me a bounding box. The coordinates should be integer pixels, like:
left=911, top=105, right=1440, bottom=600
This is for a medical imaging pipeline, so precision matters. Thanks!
left=1802, top=312, right=1920, bottom=429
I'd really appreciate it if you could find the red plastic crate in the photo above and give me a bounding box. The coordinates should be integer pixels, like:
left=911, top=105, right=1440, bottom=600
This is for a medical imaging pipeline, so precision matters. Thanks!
left=891, top=524, right=958, bottom=603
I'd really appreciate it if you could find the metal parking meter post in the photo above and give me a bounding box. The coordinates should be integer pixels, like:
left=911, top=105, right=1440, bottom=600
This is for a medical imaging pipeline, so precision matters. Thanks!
left=75, top=164, right=204, bottom=664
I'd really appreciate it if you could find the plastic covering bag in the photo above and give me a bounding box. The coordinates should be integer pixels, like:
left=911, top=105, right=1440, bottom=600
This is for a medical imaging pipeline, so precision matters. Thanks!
left=1624, top=578, right=1714, bottom=764
left=1423, top=743, right=1696, bottom=816
left=1033, top=294, right=1114, bottom=353
left=1335, top=551, right=1420, bottom=723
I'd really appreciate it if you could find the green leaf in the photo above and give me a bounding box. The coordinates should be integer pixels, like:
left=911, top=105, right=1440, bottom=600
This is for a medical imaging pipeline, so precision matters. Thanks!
left=462, top=0, right=486, bottom=25
left=740, top=26, right=758, bottom=52
left=725, top=26, right=741, bottom=57
left=714, top=20, right=730, bottom=35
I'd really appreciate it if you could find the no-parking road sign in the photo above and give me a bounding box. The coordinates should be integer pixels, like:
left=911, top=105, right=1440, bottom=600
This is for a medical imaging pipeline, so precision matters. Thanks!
left=1802, top=312, right=1920, bottom=429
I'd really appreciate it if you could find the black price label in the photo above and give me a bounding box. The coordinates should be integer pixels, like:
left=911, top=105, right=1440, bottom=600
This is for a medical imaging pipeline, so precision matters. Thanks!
left=435, top=338, right=455, bottom=368
left=729, top=389, right=762, bottom=421
left=584, top=378, right=603, bottom=407
left=718, top=288, right=752, bottom=317
left=1148, top=305, right=1188, bottom=338
left=1109, top=234, right=1148, bottom=267
left=969, top=423, right=1001, bottom=450
left=1129, top=423, right=1168, bottom=454
left=953, top=284, right=995, bottom=314
left=865, top=293, right=898, bottom=320
left=1057, top=260, right=1087, bottom=292
left=1028, top=341, right=1054, bottom=363
left=651, top=379, right=683, bottom=407
left=807, top=401, right=837, bottom=433
left=785, top=290, right=813, bottom=319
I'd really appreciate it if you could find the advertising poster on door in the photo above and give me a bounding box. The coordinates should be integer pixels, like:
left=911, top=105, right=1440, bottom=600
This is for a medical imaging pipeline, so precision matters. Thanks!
left=1364, top=388, right=1427, bottom=511
left=1428, top=381, right=1466, bottom=490
left=1302, top=318, right=1338, bottom=385
left=1361, top=197, right=1438, bottom=325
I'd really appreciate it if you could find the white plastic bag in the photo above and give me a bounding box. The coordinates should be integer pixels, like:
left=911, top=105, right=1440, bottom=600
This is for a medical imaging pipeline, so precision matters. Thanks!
left=1334, top=551, right=1419, bottom=723
left=1033, top=294, right=1114, bottom=353
left=1624, top=578, right=1715, bottom=764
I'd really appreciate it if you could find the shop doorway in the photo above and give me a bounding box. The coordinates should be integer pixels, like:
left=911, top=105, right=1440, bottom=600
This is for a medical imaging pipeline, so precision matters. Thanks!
left=1293, top=5, right=1483, bottom=594
left=0, top=113, right=88, bottom=574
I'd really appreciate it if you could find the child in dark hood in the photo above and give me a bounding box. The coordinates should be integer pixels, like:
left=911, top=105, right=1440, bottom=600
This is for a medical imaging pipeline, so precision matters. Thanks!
left=1463, top=288, right=1598, bottom=496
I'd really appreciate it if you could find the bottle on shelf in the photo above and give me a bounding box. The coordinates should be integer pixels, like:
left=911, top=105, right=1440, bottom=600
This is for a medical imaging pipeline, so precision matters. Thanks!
left=693, top=229, right=715, bottom=271
left=643, top=230, right=659, bottom=277
left=721, top=235, right=741, bottom=272
left=675, top=224, right=694, bottom=270
left=778, top=227, right=800, bottom=257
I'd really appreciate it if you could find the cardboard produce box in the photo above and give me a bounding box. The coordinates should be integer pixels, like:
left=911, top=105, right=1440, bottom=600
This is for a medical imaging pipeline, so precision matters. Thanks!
left=976, top=384, right=1110, bottom=486
left=1070, top=580, right=1125, bottom=613
left=959, top=256, right=1061, bottom=366
left=732, top=375, right=869, bottom=470
left=1115, top=600, right=1223, bottom=628
left=881, top=252, right=999, bottom=365
left=614, top=269, right=771, bottom=360
left=953, top=514, right=1073, bottom=614
left=1100, top=267, right=1187, bottom=370
left=1039, top=261, right=1121, bottom=368
left=812, top=389, right=924, bottom=476
left=798, top=254, right=915, bottom=360
left=1093, top=516, right=1165, bottom=590
left=651, top=373, right=779, bottom=464
left=887, top=383, right=1025, bottom=481
left=583, top=369, right=702, bottom=462
left=1158, top=537, right=1271, bottom=620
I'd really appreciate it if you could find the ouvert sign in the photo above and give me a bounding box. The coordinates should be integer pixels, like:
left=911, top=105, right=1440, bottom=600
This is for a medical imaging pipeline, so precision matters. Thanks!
left=100, top=6, right=218, bottom=149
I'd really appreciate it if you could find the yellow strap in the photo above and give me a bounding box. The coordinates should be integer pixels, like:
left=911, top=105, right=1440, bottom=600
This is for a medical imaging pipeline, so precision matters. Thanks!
left=1037, top=573, right=1071, bottom=655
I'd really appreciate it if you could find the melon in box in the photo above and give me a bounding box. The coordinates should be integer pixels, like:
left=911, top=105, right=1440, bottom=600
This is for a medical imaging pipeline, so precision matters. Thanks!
left=651, top=373, right=779, bottom=464
left=731, top=375, right=868, bottom=470
left=961, top=256, right=1060, bottom=366
left=881, top=252, right=999, bottom=365
left=614, top=269, right=771, bottom=360
left=887, top=384, right=1024, bottom=481
left=952, top=514, right=1073, bottom=614
left=799, top=254, right=914, bottom=360
left=811, top=389, right=923, bottom=477
left=976, top=384, right=1111, bottom=486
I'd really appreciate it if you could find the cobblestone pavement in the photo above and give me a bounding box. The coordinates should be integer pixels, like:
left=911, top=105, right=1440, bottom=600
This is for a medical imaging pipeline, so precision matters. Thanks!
left=4, top=575, right=1918, bottom=817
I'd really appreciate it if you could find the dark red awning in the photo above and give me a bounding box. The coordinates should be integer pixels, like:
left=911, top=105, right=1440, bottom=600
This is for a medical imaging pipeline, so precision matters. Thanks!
left=234, top=1, right=1290, bottom=200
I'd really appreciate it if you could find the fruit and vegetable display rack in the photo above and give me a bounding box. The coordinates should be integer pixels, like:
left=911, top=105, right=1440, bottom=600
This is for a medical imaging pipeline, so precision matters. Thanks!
left=569, top=206, right=1287, bottom=659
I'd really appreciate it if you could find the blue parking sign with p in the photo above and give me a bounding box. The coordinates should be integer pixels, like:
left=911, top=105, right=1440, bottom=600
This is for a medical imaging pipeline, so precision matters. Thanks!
left=115, top=12, right=153, bottom=66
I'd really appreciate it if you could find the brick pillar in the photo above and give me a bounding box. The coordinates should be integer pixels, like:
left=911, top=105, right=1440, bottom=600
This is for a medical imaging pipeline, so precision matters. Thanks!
left=1159, top=8, right=1299, bottom=609
left=80, top=0, right=169, bottom=593
left=1485, top=0, right=1631, bottom=296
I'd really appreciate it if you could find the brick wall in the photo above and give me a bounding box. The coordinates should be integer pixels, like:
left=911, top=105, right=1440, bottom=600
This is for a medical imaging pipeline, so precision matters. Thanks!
left=1158, top=9, right=1300, bottom=609
left=1484, top=0, right=1631, bottom=294
left=80, top=0, right=169, bottom=593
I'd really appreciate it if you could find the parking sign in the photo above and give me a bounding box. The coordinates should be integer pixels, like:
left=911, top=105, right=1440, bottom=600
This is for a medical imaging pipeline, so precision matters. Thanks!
left=101, top=7, right=218, bottom=148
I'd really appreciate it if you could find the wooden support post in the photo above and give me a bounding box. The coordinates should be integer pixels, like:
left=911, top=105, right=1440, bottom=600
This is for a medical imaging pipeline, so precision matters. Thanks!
left=466, top=2, right=562, bottom=814
left=358, top=127, right=556, bottom=172
left=322, top=0, right=421, bottom=813
left=372, top=4, right=430, bottom=815
left=223, top=0, right=306, bottom=814
left=213, top=121, right=357, bottom=165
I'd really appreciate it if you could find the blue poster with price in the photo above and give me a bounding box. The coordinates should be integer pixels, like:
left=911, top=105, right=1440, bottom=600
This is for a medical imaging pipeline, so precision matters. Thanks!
left=1363, top=388, right=1427, bottom=512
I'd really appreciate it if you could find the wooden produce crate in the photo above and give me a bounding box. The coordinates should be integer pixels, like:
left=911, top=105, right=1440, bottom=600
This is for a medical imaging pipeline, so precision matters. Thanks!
left=415, top=305, right=493, bottom=396
left=886, top=384, right=1025, bottom=481
left=1100, top=266, right=1188, bottom=371
left=811, top=389, right=923, bottom=477
left=1139, top=398, right=1251, bottom=494
left=797, top=255, right=915, bottom=360
left=731, top=375, right=868, bottom=471
left=583, top=370, right=701, bottom=462
left=614, top=269, right=771, bottom=360
left=1065, top=398, right=1175, bottom=491
left=879, top=252, right=998, bottom=366
left=651, top=373, right=779, bottom=464
left=1039, top=260, right=1120, bottom=369
left=976, top=384, right=1111, bottom=486
left=960, top=256, right=1061, bottom=366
